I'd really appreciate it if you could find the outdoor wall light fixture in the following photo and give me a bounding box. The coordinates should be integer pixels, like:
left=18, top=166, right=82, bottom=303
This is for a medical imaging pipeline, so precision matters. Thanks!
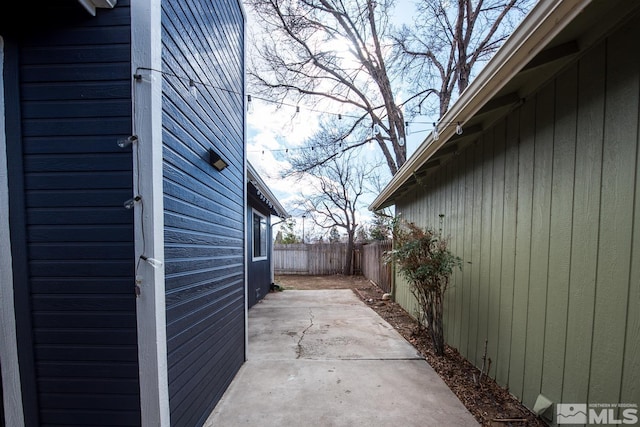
left=209, top=149, right=229, bottom=171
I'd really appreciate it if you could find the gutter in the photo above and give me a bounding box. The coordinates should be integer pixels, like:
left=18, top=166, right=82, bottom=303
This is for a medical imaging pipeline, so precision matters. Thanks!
left=369, top=0, right=592, bottom=211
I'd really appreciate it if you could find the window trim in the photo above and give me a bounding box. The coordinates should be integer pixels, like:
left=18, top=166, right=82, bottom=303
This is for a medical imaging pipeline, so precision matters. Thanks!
left=252, top=208, right=268, bottom=262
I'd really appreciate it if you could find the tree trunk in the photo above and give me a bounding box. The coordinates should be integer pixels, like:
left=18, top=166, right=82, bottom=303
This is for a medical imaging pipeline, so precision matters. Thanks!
left=344, top=232, right=355, bottom=275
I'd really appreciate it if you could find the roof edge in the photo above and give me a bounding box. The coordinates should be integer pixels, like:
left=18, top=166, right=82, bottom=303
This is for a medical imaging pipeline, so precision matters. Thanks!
left=247, top=162, right=289, bottom=218
left=370, top=0, right=592, bottom=211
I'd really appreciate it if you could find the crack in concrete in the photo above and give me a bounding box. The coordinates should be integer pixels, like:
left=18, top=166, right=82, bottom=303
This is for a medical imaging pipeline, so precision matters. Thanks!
left=296, top=308, right=314, bottom=359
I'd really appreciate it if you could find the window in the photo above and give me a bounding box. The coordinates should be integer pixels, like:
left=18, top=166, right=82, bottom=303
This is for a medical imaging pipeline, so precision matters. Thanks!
left=253, top=211, right=267, bottom=260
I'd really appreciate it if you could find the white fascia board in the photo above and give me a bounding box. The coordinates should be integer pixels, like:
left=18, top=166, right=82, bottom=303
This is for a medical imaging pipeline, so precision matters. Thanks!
left=131, top=1, right=170, bottom=426
left=247, top=162, right=288, bottom=218
left=77, top=0, right=117, bottom=16
left=0, top=37, right=26, bottom=427
left=369, top=0, right=592, bottom=211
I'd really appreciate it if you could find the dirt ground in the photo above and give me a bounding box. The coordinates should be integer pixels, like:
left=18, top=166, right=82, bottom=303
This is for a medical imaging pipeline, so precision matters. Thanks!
left=273, top=274, right=547, bottom=427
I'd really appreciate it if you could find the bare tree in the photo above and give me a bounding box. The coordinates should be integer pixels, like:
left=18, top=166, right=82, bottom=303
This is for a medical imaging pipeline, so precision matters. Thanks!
left=393, top=0, right=534, bottom=117
left=246, top=0, right=533, bottom=176
left=246, top=0, right=408, bottom=175
left=289, top=135, right=377, bottom=275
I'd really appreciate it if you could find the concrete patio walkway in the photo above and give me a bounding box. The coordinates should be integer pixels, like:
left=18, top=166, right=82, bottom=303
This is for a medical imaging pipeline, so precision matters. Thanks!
left=204, top=290, right=478, bottom=427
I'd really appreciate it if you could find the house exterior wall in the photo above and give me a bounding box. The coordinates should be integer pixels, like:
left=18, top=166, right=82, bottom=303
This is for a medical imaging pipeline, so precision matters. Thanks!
left=247, top=191, right=272, bottom=308
left=160, top=1, right=246, bottom=426
left=395, top=15, right=639, bottom=422
left=1, top=2, right=140, bottom=425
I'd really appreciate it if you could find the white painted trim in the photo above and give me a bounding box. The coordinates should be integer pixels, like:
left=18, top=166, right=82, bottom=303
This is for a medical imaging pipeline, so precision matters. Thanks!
left=131, top=2, right=170, bottom=426
left=0, top=36, right=26, bottom=427
left=251, top=209, right=269, bottom=262
left=243, top=10, right=249, bottom=361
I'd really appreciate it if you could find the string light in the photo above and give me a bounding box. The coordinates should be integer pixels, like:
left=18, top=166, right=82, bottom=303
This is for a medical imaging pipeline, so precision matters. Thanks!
left=247, top=95, right=254, bottom=113
left=133, top=67, right=426, bottom=122
left=132, top=68, right=466, bottom=157
left=189, top=79, right=197, bottom=99
left=140, top=255, right=163, bottom=269
left=117, top=135, right=138, bottom=148
left=124, top=195, right=142, bottom=209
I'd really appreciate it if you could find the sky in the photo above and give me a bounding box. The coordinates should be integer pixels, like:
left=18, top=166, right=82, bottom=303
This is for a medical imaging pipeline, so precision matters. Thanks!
left=244, top=0, right=432, bottom=239
left=243, top=0, right=536, bottom=241
left=243, top=0, right=533, bottom=240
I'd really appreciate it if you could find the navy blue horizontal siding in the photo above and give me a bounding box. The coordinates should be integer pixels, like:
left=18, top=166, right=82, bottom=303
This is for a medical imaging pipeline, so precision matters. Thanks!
left=161, top=0, right=246, bottom=425
left=36, top=361, right=139, bottom=379
left=247, top=193, right=272, bottom=308
left=13, top=1, right=140, bottom=425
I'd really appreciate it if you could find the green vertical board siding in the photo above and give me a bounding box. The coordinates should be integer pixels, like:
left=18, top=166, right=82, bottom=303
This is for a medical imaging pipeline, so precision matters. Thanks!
left=621, top=19, right=640, bottom=408
left=523, top=83, right=554, bottom=408
left=392, top=13, right=640, bottom=419
left=454, top=155, right=466, bottom=350
left=562, top=41, right=604, bottom=404
left=478, top=130, right=494, bottom=366
left=510, top=99, right=536, bottom=400
left=541, top=64, right=577, bottom=409
left=589, top=25, right=637, bottom=405
left=489, top=122, right=505, bottom=379
left=469, top=140, right=483, bottom=365
left=621, top=71, right=640, bottom=408
left=496, top=113, right=519, bottom=387
left=461, top=148, right=474, bottom=358
left=444, top=162, right=458, bottom=343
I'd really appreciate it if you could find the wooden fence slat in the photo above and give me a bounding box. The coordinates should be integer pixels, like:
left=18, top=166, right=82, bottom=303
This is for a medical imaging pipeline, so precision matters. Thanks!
left=273, top=241, right=392, bottom=293
left=360, top=241, right=392, bottom=293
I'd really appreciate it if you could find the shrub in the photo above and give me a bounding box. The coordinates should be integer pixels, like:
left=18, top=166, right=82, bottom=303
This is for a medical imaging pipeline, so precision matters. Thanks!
left=384, top=218, right=462, bottom=356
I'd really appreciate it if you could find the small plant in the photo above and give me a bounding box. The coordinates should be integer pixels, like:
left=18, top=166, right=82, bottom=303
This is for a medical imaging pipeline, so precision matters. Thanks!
left=384, top=217, right=462, bottom=356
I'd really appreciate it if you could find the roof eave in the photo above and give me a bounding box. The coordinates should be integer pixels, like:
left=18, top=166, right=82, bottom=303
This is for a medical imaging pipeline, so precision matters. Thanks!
left=369, top=0, right=593, bottom=212
left=247, top=162, right=289, bottom=218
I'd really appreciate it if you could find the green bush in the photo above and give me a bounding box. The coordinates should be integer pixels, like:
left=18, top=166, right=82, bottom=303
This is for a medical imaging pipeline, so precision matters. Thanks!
left=384, top=217, right=462, bottom=356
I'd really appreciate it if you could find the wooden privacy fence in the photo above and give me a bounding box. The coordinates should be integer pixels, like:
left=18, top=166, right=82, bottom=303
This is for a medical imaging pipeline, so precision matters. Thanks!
left=274, top=241, right=392, bottom=293
left=360, top=240, right=392, bottom=293
left=274, top=243, right=349, bottom=275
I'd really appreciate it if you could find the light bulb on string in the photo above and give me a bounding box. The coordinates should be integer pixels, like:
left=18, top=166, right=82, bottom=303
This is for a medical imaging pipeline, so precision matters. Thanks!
left=399, top=136, right=406, bottom=147
left=456, top=122, right=463, bottom=135
left=189, top=79, right=198, bottom=99
left=133, top=71, right=156, bottom=84
left=405, top=121, right=410, bottom=136
left=124, top=195, right=141, bottom=209
left=247, top=95, right=254, bottom=113
left=140, top=255, right=163, bottom=269
left=371, top=123, right=381, bottom=138
left=433, top=122, right=439, bottom=141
